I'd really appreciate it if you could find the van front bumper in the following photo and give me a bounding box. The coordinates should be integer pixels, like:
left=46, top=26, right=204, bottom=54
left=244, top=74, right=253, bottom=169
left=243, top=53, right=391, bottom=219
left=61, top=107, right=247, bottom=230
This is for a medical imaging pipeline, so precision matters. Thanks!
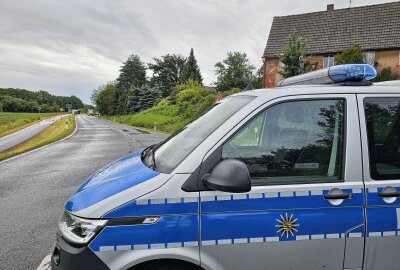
left=51, top=233, right=110, bottom=270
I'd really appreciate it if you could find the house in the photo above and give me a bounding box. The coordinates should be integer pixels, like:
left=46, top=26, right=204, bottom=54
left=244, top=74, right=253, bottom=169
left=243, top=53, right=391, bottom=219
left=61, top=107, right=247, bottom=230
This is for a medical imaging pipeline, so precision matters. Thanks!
left=262, top=2, right=400, bottom=88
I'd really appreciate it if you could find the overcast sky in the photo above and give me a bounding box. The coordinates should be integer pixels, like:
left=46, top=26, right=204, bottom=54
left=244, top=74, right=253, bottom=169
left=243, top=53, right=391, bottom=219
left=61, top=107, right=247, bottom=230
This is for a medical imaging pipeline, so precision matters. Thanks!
left=0, top=0, right=395, bottom=103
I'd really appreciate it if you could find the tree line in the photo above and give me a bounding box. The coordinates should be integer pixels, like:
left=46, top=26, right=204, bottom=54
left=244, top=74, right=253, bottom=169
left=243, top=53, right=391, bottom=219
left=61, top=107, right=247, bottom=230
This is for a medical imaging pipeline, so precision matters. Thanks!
left=92, top=48, right=262, bottom=115
left=0, top=88, right=84, bottom=113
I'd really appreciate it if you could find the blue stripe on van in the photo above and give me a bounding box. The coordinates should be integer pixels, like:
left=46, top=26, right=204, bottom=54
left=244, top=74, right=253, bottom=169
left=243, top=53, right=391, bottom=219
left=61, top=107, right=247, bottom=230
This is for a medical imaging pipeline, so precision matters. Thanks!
left=366, top=186, right=400, bottom=207
left=202, top=208, right=364, bottom=243
left=366, top=207, right=398, bottom=235
left=103, top=199, right=198, bottom=218
left=89, top=215, right=199, bottom=252
left=90, top=208, right=365, bottom=252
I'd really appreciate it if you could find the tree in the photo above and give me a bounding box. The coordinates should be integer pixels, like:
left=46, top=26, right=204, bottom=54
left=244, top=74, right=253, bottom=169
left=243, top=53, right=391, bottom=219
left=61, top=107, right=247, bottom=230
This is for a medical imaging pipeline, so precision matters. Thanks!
left=115, top=54, right=147, bottom=114
left=148, top=54, right=186, bottom=97
left=180, top=48, right=203, bottom=84
left=83, top=104, right=95, bottom=113
left=335, top=45, right=365, bottom=65
left=92, top=82, right=117, bottom=115
left=125, top=85, right=141, bottom=113
left=67, top=95, right=84, bottom=110
left=278, top=33, right=313, bottom=78
left=37, top=90, right=52, bottom=105
left=0, top=88, right=84, bottom=112
left=90, top=88, right=99, bottom=107
left=139, top=85, right=163, bottom=111
left=252, top=65, right=264, bottom=89
left=214, top=52, right=256, bottom=91
left=126, top=84, right=163, bottom=113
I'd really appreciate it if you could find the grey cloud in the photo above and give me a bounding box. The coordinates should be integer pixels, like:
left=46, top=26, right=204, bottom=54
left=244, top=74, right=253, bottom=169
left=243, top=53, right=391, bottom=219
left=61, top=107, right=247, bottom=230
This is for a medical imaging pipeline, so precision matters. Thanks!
left=0, top=0, right=394, bottom=103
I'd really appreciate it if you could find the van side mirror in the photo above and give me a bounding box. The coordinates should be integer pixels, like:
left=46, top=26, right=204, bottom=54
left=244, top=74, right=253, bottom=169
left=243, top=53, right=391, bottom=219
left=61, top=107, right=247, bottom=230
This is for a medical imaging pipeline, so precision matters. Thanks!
left=203, top=159, right=251, bottom=193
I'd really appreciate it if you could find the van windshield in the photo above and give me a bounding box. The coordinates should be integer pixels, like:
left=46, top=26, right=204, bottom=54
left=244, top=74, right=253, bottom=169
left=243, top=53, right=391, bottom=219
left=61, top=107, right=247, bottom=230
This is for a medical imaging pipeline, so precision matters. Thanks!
left=150, top=95, right=255, bottom=173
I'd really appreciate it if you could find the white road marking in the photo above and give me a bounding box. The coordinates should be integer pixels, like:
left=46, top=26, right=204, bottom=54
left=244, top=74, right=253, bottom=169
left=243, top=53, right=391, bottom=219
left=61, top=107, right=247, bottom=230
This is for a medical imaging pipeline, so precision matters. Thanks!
left=93, top=119, right=147, bottom=147
left=37, top=254, right=51, bottom=270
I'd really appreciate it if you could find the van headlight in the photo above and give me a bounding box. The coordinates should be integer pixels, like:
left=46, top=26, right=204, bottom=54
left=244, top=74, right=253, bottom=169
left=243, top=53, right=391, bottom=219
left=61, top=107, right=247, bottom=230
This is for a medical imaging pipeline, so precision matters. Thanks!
left=59, top=211, right=108, bottom=245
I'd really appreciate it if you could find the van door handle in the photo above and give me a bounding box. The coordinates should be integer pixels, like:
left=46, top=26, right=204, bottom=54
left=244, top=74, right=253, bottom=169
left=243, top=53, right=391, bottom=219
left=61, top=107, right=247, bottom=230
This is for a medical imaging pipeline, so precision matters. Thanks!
left=378, top=191, right=400, bottom=198
left=323, top=193, right=353, bottom=200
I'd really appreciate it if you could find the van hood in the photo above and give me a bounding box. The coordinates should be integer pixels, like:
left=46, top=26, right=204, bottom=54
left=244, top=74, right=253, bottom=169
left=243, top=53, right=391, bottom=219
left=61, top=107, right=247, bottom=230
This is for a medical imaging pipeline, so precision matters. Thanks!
left=65, top=150, right=160, bottom=213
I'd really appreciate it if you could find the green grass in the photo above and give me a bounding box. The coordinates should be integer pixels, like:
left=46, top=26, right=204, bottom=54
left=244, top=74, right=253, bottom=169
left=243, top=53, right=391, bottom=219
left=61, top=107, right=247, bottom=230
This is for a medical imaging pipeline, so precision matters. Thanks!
left=103, top=102, right=193, bottom=134
left=0, top=112, right=62, bottom=138
left=104, top=112, right=189, bottom=134
left=0, top=115, right=76, bottom=161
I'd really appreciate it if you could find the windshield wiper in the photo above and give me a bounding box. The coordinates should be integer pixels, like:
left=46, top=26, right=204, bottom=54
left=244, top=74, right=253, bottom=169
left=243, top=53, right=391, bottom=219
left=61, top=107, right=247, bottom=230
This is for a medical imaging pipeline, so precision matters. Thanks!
left=142, top=144, right=157, bottom=169
left=150, top=147, right=157, bottom=170
left=141, top=145, right=154, bottom=158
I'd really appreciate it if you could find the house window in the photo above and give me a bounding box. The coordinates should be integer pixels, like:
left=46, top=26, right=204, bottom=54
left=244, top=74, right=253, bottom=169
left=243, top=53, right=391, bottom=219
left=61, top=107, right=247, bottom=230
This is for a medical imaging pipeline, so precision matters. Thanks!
left=323, top=55, right=335, bottom=68
left=364, top=51, right=375, bottom=66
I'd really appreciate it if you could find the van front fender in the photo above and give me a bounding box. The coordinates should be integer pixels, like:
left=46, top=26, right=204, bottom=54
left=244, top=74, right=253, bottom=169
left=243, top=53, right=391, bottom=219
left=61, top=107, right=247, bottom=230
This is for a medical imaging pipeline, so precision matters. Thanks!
left=94, top=247, right=201, bottom=270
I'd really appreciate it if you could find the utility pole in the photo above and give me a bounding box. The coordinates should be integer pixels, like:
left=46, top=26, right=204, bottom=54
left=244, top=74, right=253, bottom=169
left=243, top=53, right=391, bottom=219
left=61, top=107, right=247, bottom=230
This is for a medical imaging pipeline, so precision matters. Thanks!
left=349, top=0, right=352, bottom=8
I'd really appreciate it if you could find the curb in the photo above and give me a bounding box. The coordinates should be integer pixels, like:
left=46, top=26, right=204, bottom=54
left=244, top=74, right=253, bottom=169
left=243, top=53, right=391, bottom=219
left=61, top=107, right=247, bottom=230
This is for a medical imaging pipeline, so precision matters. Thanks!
left=0, top=116, right=79, bottom=165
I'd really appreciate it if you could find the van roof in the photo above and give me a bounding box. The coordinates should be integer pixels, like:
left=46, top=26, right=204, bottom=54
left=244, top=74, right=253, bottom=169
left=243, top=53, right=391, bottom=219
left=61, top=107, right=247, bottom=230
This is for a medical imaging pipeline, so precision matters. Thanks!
left=233, top=81, right=400, bottom=99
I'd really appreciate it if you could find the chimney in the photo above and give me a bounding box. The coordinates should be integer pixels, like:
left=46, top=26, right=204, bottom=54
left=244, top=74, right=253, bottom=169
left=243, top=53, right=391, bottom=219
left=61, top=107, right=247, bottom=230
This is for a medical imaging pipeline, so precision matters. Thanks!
left=327, top=4, right=334, bottom=11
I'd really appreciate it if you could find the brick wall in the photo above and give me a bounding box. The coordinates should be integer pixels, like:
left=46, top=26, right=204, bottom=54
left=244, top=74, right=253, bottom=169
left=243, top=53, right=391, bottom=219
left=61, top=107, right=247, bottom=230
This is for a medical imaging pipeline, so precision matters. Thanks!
left=263, top=58, right=279, bottom=88
left=310, top=55, right=324, bottom=70
left=263, top=56, right=324, bottom=88
left=375, top=50, right=400, bottom=77
left=263, top=50, right=400, bottom=88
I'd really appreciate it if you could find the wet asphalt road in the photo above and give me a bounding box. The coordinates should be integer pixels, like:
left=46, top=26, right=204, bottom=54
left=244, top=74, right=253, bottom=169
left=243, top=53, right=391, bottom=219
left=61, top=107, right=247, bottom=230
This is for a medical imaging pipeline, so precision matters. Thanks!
left=0, top=115, right=66, bottom=152
left=0, top=115, right=168, bottom=270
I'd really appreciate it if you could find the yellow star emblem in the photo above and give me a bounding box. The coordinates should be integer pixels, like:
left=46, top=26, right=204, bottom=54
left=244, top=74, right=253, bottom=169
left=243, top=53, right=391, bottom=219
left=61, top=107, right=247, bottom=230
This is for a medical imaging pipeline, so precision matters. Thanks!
left=275, top=213, right=299, bottom=238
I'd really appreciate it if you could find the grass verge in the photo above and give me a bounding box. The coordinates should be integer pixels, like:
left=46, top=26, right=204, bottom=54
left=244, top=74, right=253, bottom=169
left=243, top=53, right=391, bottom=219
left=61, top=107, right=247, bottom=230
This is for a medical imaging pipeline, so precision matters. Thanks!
left=0, top=115, right=76, bottom=161
left=0, top=112, right=62, bottom=138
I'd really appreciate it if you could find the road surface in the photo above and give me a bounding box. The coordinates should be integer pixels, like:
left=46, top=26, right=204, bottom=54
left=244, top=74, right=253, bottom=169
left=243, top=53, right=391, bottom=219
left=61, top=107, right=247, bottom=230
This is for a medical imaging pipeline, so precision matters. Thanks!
left=0, top=115, right=168, bottom=269
left=0, top=115, right=67, bottom=152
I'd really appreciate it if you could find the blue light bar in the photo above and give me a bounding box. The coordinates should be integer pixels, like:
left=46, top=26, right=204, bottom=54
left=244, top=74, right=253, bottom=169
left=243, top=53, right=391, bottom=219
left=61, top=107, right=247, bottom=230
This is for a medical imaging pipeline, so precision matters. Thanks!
left=329, top=64, right=377, bottom=82
left=276, top=64, right=377, bottom=87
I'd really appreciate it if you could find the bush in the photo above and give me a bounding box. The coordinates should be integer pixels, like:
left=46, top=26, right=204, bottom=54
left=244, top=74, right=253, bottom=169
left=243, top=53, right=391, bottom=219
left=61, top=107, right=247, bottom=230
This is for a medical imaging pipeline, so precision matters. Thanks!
left=0, top=95, right=67, bottom=113
left=374, top=67, right=397, bottom=82
left=0, top=88, right=84, bottom=111
left=0, top=96, right=40, bottom=112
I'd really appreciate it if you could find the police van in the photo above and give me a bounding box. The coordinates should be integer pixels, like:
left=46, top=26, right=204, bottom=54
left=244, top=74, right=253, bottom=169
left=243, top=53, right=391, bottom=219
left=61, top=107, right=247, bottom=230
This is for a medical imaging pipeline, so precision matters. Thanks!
left=52, top=64, right=400, bottom=270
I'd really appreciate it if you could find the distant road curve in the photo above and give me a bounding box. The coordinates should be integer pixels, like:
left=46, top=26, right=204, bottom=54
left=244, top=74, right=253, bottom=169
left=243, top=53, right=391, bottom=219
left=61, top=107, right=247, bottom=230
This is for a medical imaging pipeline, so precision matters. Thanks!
left=0, top=115, right=67, bottom=152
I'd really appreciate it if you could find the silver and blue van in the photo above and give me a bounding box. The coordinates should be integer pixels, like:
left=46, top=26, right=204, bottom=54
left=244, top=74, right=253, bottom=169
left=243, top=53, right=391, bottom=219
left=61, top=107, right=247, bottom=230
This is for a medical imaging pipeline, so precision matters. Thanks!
left=52, top=64, right=400, bottom=270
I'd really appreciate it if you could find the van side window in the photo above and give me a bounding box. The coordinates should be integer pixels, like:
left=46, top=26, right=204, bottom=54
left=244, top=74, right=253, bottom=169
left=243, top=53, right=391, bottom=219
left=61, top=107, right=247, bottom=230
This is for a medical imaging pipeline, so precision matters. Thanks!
left=364, top=98, right=400, bottom=180
left=222, top=99, right=345, bottom=185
